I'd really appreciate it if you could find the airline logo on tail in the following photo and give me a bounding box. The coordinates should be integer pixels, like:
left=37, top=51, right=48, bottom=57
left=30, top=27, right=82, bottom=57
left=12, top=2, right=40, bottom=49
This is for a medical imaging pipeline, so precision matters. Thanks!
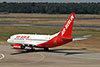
left=61, top=14, right=75, bottom=36
left=65, top=15, right=74, bottom=29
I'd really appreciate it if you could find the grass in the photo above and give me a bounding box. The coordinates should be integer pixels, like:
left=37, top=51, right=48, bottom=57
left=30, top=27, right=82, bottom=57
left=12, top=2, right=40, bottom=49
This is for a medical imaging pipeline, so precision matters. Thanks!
left=0, top=13, right=100, bottom=26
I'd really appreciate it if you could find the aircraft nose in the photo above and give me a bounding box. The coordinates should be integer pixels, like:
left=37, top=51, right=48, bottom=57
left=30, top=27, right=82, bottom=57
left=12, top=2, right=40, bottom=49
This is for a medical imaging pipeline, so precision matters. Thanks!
left=7, top=39, right=11, bottom=43
left=7, top=39, right=9, bottom=42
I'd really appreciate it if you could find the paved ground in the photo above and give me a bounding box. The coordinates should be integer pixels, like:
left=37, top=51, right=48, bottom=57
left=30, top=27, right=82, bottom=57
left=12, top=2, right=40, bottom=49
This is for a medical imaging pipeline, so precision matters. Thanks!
left=0, top=45, right=100, bottom=67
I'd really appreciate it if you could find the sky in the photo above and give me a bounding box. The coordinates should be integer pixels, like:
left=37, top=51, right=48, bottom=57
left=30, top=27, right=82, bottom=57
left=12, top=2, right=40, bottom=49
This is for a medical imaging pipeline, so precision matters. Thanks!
left=0, top=0, right=100, bottom=3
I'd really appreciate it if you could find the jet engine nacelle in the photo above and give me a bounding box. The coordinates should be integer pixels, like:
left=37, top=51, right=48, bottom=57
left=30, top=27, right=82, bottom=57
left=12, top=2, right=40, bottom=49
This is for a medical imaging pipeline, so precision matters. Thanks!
left=12, top=44, right=25, bottom=49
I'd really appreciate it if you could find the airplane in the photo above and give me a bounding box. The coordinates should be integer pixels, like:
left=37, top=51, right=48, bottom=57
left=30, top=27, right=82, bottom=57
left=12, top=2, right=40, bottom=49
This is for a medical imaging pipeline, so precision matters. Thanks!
left=7, top=13, right=90, bottom=51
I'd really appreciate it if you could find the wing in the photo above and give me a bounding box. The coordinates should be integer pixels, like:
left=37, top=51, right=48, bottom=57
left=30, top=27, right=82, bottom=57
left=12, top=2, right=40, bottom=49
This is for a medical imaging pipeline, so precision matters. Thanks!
left=72, top=35, right=91, bottom=41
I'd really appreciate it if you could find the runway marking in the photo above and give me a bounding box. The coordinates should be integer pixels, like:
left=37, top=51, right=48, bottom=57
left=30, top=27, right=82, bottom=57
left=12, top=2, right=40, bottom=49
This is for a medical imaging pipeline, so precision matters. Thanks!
left=39, top=53, right=45, bottom=62
left=0, top=53, right=5, bottom=60
left=31, top=53, right=46, bottom=63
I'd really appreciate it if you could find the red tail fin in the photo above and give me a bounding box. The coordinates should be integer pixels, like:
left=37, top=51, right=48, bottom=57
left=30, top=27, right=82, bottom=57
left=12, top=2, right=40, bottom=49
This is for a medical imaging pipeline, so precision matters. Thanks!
left=58, top=13, right=75, bottom=38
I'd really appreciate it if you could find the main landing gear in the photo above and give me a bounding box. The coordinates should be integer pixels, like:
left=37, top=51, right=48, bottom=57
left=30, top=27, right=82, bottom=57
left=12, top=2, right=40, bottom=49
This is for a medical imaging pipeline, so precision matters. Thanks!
left=29, top=45, right=35, bottom=51
left=22, top=45, right=35, bottom=51
left=44, top=48, right=49, bottom=51
left=21, top=45, right=49, bottom=51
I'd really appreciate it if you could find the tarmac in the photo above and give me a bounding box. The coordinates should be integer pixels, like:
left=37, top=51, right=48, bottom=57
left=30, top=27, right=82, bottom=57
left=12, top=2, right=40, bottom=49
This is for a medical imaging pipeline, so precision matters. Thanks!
left=0, top=45, right=100, bottom=67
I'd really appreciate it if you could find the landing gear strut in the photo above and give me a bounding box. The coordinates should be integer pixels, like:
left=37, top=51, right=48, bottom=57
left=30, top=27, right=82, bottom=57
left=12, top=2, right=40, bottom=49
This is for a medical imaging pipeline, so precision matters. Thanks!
left=44, top=48, right=49, bottom=51
left=21, top=46, right=25, bottom=49
left=30, top=45, right=35, bottom=50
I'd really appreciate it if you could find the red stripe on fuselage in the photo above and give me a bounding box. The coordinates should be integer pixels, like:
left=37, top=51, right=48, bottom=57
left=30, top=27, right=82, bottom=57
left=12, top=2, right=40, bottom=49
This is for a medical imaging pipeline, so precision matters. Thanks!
left=37, top=36, right=72, bottom=48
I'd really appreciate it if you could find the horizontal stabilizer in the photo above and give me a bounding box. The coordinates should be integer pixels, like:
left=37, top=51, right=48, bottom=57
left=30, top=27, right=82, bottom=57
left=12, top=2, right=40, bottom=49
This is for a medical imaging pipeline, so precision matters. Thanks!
left=73, top=35, right=91, bottom=41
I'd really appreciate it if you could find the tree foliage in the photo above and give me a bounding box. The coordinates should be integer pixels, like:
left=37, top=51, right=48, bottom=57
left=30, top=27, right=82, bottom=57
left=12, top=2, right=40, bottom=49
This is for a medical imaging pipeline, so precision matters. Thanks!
left=0, top=2, right=100, bottom=14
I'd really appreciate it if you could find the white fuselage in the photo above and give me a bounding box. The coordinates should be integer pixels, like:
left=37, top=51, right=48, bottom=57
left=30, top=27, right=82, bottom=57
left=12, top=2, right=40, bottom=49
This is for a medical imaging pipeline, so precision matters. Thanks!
left=7, top=34, right=57, bottom=47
